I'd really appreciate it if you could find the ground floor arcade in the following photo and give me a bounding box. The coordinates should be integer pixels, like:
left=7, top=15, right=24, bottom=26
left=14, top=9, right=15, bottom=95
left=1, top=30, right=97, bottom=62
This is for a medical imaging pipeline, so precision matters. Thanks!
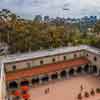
left=6, top=59, right=99, bottom=92
left=5, top=58, right=100, bottom=100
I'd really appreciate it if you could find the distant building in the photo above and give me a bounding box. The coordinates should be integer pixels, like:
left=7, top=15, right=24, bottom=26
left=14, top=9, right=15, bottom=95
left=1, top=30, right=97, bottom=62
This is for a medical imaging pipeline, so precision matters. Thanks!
left=80, top=16, right=97, bottom=26
left=34, top=15, right=42, bottom=22
left=44, top=16, right=50, bottom=22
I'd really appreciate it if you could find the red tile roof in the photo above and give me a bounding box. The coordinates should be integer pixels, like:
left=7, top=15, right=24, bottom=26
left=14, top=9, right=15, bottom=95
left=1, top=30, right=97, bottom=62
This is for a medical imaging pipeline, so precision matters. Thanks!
left=6, top=58, right=89, bottom=81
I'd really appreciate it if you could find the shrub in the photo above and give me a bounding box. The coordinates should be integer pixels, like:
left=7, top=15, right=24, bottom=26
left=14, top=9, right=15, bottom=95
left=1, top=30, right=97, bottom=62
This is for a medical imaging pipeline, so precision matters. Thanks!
left=96, top=88, right=100, bottom=93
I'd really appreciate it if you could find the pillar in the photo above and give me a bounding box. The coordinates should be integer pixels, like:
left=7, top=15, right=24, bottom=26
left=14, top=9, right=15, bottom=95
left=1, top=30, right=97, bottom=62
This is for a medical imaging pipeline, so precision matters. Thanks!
left=57, top=71, right=61, bottom=80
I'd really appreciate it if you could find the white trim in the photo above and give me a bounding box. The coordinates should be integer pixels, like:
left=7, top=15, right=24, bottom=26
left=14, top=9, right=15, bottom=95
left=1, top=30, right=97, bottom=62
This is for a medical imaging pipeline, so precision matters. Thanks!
left=1, top=45, right=100, bottom=64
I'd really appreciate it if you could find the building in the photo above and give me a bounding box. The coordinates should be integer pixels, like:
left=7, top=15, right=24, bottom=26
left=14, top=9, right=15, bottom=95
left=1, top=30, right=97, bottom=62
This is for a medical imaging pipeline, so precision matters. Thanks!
left=0, top=45, right=100, bottom=100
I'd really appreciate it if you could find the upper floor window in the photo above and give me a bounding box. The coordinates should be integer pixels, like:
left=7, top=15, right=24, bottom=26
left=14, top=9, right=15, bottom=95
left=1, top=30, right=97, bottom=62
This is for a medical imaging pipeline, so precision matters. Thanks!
left=27, top=62, right=31, bottom=68
left=12, top=65, right=16, bottom=71
left=64, top=56, right=66, bottom=60
left=52, top=58, right=56, bottom=62
left=74, top=54, right=77, bottom=58
left=94, top=56, right=97, bottom=61
left=40, top=60, right=44, bottom=64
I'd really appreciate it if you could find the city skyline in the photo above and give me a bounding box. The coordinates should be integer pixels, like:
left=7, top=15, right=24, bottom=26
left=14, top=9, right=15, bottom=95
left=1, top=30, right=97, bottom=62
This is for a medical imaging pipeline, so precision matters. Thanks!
left=0, top=0, right=100, bottom=19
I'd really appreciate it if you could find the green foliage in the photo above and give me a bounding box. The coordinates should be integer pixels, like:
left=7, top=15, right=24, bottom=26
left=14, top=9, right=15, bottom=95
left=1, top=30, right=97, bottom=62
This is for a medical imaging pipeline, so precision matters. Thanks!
left=0, top=9, right=99, bottom=54
left=96, top=88, right=100, bottom=93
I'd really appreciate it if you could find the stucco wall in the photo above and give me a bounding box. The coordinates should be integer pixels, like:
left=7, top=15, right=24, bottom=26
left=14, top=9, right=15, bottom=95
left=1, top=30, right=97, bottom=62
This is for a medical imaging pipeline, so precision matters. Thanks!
left=5, top=50, right=85, bottom=73
left=84, top=50, right=100, bottom=68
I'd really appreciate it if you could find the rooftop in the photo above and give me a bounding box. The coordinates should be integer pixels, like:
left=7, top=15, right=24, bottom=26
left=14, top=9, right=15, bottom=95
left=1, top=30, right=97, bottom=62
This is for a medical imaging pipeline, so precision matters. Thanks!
left=1, top=45, right=100, bottom=64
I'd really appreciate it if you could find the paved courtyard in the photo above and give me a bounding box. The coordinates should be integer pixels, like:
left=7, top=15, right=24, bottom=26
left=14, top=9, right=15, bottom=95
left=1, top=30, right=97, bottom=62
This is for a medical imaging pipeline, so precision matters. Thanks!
left=27, top=75, right=100, bottom=100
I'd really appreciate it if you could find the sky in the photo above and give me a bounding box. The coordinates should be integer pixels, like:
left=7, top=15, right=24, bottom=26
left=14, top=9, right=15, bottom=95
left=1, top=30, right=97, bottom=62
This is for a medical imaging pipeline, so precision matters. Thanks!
left=0, top=0, right=100, bottom=19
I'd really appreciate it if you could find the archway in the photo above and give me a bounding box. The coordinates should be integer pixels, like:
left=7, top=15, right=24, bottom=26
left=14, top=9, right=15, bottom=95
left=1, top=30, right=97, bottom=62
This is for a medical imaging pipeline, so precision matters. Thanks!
left=9, top=81, right=18, bottom=89
left=41, top=75, right=49, bottom=82
left=51, top=73, right=58, bottom=80
left=92, top=65, right=97, bottom=74
left=20, top=80, right=29, bottom=86
left=76, top=66, right=83, bottom=74
left=60, top=70, right=67, bottom=78
left=69, top=68, right=75, bottom=76
left=83, top=64, right=90, bottom=73
left=32, top=77, right=39, bottom=85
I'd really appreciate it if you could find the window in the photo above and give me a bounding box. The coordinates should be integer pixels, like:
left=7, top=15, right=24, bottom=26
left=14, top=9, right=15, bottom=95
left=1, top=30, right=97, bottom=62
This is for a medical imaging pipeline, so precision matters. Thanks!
left=87, top=54, right=88, bottom=56
left=64, top=56, right=66, bottom=60
left=40, top=60, right=44, bottom=64
left=27, top=62, right=31, bottom=68
left=74, top=54, right=77, bottom=58
left=94, top=57, right=97, bottom=61
left=52, top=58, right=56, bottom=62
left=12, top=65, right=16, bottom=71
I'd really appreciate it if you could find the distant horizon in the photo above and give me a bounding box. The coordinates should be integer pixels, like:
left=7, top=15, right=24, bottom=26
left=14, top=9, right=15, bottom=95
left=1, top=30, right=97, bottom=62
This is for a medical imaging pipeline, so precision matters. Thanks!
left=0, top=0, right=100, bottom=19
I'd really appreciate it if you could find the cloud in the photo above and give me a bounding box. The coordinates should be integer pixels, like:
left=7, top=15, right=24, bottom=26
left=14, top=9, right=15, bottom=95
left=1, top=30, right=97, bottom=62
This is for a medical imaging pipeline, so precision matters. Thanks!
left=0, top=0, right=99, bottom=18
left=80, top=0, right=100, bottom=16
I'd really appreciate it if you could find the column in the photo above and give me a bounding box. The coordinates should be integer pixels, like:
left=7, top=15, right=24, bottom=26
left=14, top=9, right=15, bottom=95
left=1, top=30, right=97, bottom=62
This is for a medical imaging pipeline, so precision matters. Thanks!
left=57, top=71, right=61, bottom=80
left=48, top=74, right=52, bottom=81
left=81, top=65, right=85, bottom=74
left=39, top=76, right=42, bottom=84
left=66, top=69, right=69, bottom=79
left=74, top=68, right=77, bottom=76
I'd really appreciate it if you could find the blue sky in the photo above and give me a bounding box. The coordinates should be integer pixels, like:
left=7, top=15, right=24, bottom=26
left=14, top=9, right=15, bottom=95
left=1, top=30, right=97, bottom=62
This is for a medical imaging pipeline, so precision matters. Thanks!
left=0, top=0, right=100, bottom=19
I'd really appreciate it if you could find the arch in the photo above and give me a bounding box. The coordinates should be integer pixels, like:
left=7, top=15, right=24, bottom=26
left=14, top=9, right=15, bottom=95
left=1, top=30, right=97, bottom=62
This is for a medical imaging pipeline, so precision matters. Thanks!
left=9, top=81, right=18, bottom=89
left=32, top=77, right=39, bottom=84
left=83, top=64, right=90, bottom=73
left=41, top=75, right=49, bottom=82
left=20, top=80, right=29, bottom=86
left=69, top=68, right=75, bottom=76
left=76, top=66, right=83, bottom=74
left=60, top=70, right=67, bottom=78
left=92, top=65, right=97, bottom=73
left=51, top=73, right=58, bottom=80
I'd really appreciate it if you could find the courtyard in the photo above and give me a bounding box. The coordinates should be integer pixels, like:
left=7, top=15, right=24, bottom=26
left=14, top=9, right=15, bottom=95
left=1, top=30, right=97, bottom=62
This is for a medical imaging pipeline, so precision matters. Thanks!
left=27, top=75, right=100, bottom=100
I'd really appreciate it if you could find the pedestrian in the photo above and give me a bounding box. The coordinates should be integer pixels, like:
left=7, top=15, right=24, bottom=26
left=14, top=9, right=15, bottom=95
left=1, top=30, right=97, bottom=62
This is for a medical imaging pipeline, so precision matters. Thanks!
left=45, top=88, right=47, bottom=94
left=44, top=88, right=50, bottom=94
left=80, top=84, right=83, bottom=91
left=47, top=88, right=50, bottom=93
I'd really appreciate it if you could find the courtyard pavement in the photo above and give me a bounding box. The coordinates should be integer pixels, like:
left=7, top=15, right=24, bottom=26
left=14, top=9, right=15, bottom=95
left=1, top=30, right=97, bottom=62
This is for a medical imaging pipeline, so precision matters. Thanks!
left=24, top=75, right=100, bottom=100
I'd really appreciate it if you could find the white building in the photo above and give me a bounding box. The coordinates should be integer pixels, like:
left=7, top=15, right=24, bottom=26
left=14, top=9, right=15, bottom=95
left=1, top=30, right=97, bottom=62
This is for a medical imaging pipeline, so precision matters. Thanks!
left=0, top=45, right=100, bottom=100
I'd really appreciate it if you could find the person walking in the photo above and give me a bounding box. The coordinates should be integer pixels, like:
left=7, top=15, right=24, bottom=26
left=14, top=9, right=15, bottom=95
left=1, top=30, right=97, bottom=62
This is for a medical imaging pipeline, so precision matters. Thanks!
left=44, top=88, right=50, bottom=94
left=80, top=84, right=83, bottom=91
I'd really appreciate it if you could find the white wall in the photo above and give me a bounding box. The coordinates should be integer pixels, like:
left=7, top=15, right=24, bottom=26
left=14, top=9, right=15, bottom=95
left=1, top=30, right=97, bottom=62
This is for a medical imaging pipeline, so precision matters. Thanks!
left=5, top=50, right=85, bottom=72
